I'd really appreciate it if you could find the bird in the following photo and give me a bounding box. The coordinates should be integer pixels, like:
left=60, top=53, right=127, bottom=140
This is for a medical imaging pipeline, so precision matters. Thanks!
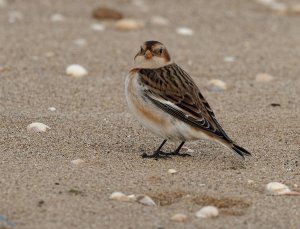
left=125, top=40, right=251, bottom=159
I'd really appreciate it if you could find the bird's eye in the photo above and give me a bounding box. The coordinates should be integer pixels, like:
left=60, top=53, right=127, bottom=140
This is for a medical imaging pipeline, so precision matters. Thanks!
left=159, top=48, right=163, bottom=54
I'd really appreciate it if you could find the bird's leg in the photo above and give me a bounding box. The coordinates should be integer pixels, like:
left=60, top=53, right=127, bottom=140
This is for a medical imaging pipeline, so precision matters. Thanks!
left=167, top=141, right=192, bottom=157
left=141, top=139, right=169, bottom=159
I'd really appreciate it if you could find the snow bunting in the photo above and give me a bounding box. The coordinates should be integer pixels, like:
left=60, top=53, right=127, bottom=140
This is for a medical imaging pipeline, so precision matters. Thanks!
left=125, top=40, right=251, bottom=159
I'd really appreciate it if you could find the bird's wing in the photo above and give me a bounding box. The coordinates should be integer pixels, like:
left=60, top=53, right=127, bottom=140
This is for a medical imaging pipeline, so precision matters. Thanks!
left=138, top=63, right=232, bottom=142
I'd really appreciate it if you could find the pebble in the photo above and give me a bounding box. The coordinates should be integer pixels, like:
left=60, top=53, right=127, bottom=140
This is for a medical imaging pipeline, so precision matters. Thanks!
left=266, top=182, right=300, bottom=195
left=8, top=11, right=23, bottom=23
left=91, top=23, right=105, bottom=31
left=224, top=56, right=236, bottom=62
left=71, top=159, right=85, bottom=165
left=168, top=169, right=177, bottom=174
left=136, top=195, right=156, bottom=206
left=206, top=79, right=227, bottom=92
left=48, top=107, right=56, bottom=112
left=50, top=13, right=65, bottom=22
left=109, top=192, right=131, bottom=202
left=170, top=213, right=188, bottom=223
left=27, top=122, right=50, bottom=133
left=176, top=27, right=194, bottom=36
left=66, top=64, right=88, bottom=78
left=150, top=16, right=169, bottom=26
left=195, top=206, right=219, bottom=218
left=115, top=19, right=145, bottom=31
left=255, top=73, right=274, bottom=82
left=181, top=146, right=194, bottom=153
left=92, top=7, right=123, bottom=20
left=74, top=38, right=87, bottom=46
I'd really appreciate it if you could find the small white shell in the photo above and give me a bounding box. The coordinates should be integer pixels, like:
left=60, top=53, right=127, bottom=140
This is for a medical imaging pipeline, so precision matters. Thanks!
left=223, top=56, right=236, bottom=62
left=206, top=79, right=227, bottom=92
left=176, top=27, right=194, bottom=36
left=255, top=73, right=274, bottom=82
left=136, top=195, right=156, bottom=206
left=109, top=192, right=131, bottom=202
left=195, top=206, right=219, bottom=218
left=91, top=23, right=105, bottom=31
left=50, top=13, right=65, bottom=22
left=27, top=122, right=50, bottom=133
left=168, top=169, right=177, bottom=174
left=266, top=182, right=300, bottom=195
left=66, top=64, right=88, bottom=78
left=170, top=213, right=188, bottom=222
left=150, top=16, right=169, bottom=26
left=115, top=19, right=145, bottom=31
left=71, top=159, right=85, bottom=165
left=48, top=107, right=56, bottom=112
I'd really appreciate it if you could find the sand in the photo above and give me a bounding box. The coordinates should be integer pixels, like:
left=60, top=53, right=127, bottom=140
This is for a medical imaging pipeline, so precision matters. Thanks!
left=0, top=0, right=300, bottom=228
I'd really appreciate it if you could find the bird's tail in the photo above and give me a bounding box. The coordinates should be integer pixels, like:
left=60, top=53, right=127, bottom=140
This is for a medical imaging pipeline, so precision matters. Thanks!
left=230, top=143, right=251, bottom=159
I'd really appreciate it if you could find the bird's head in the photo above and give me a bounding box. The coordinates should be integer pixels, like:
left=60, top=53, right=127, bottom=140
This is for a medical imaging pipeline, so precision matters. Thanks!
left=133, top=41, right=172, bottom=69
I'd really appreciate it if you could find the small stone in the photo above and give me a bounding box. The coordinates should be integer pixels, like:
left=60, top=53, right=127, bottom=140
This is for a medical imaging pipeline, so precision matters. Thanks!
left=168, top=169, right=177, bottom=174
left=255, top=73, right=274, bottom=82
left=176, top=27, right=194, bottom=36
left=48, top=107, right=56, bottom=112
left=224, top=56, right=236, bottom=62
left=247, top=179, right=255, bottom=185
left=74, top=38, right=87, bottom=46
left=136, top=195, right=156, bottom=206
left=109, top=192, right=131, bottom=202
left=91, top=23, right=105, bottom=31
left=27, top=122, right=50, bottom=133
left=92, top=7, right=123, bottom=20
left=150, top=16, right=169, bottom=26
left=115, top=19, right=145, bottom=31
left=181, top=146, right=194, bottom=153
left=206, top=79, right=227, bottom=92
left=170, top=213, right=188, bottom=223
left=266, top=182, right=300, bottom=195
left=66, top=64, right=88, bottom=78
left=195, top=206, right=219, bottom=218
left=50, top=13, right=65, bottom=22
left=71, top=159, right=85, bottom=165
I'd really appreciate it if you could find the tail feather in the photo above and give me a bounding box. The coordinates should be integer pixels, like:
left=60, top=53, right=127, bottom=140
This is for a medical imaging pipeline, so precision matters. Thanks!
left=231, top=143, right=251, bottom=159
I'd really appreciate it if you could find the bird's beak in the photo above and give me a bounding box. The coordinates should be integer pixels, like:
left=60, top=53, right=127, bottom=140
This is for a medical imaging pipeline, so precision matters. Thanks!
left=144, top=50, right=153, bottom=59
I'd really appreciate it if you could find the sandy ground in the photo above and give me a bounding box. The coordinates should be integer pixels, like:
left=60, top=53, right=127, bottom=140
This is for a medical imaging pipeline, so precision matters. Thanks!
left=0, top=0, right=300, bottom=228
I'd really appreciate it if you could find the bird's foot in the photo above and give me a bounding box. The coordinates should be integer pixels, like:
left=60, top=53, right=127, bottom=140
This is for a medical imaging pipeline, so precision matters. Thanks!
left=165, top=151, right=192, bottom=157
left=141, top=151, right=170, bottom=160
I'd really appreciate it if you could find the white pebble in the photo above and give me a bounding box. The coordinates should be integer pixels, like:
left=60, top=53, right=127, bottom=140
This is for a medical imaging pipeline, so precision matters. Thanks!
left=109, top=192, right=131, bottom=202
left=206, top=79, right=227, bottom=92
left=27, top=122, right=50, bottom=133
left=255, top=73, right=274, bottom=82
left=266, top=182, right=300, bottom=195
left=74, top=38, right=87, bottom=46
left=224, top=56, right=236, bottom=62
left=168, top=169, right=177, bottom=174
left=170, top=213, right=188, bottom=223
left=181, top=146, right=194, bottom=153
left=48, top=107, right=56, bottom=112
left=91, top=23, right=105, bottom=31
left=66, top=64, right=88, bottom=78
left=136, top=195, right=156, bottom=206
left=8, top=11, right=23, bottom=23
left=247, top=179, right=255, bottom=185
left=195, top=206, right=219, bottom=218
left=71, top=159, right=85, bottom=165
left=176, top=27, right=194, bottom=36
left=150, top=16, right=169, bottom=26
left=50, top=13, right=65, bottom=22
left=115, top=19, right=145, bottom=31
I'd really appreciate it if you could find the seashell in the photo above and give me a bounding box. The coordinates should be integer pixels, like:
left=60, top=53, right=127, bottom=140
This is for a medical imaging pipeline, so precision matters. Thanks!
left=181, top=146, right=194, bottom=153
left=176, top=27, right=194, bottom=36
left=206, top=79, right=227, bottom=92
left=48, top=107, right=56, bottom=112
left=109, top=192, right=131, bottom=202
left=74, top=38, right=87, bottom=46
left=266, top=182, right=300, bottom=195
left=136, top=195, right=156, bottom=206
left=91, top=23, right=105, bottom=31
left=255, top=73, right=274, bottom=82
left=92, top=7, right=123, bottom=20
left=71, top=159, right=85, bottom=165
left=223, top=56, right=236, bottom=62
left=168, top=169, right=177, bottom=174
left=170, top=213, right=188, bottom=222
left=50, top=13, right=65, bottom=22
left=195, top=206, right=219, bottom=218
left=66, top=64, right=88, bottom=78
left=27, top=122, right=50, bottom=133
left=115, top=19, right=145, bottom=31
left=150, top=16, right=169, bottom=26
